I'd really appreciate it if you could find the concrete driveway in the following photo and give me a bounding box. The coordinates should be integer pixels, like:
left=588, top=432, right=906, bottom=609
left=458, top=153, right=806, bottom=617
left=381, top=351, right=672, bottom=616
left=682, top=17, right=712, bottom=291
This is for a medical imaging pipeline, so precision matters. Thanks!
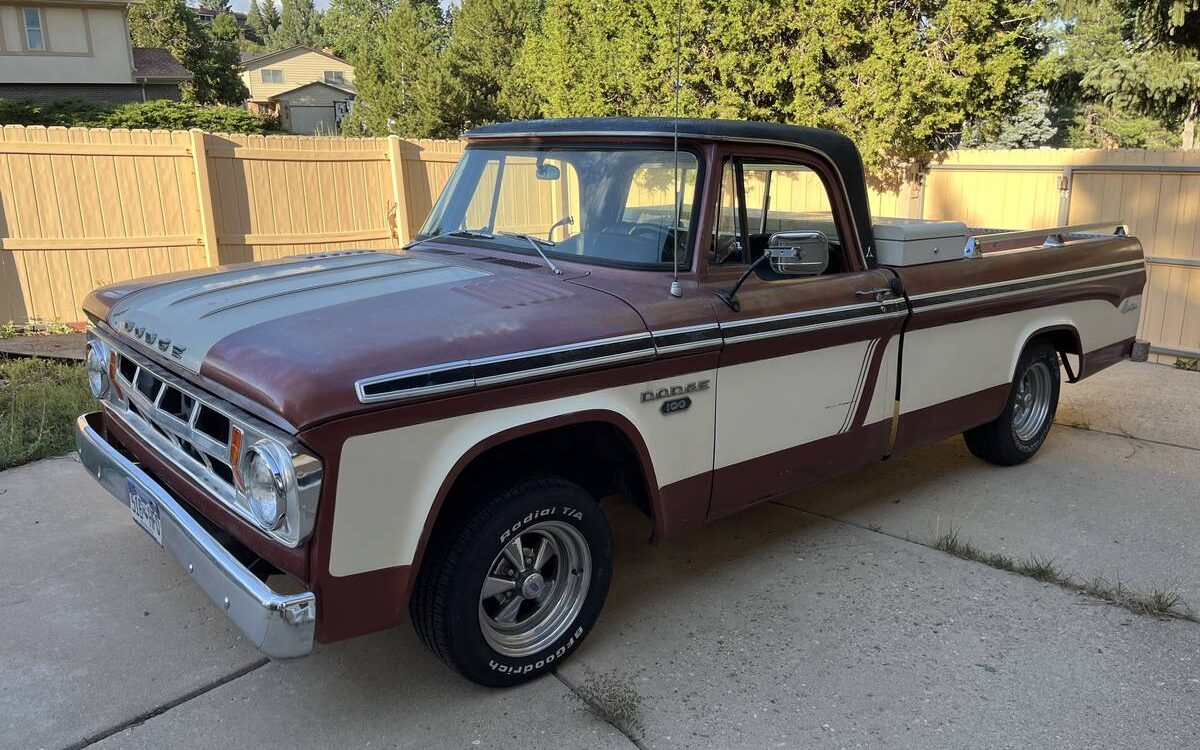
left=2, top=361, right=1197, bottom=749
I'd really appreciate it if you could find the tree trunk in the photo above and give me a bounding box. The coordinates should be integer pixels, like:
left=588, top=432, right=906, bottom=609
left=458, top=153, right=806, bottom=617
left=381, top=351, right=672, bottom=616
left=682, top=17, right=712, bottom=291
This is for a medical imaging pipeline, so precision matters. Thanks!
left=1183, top=99, right=1198, bottom=150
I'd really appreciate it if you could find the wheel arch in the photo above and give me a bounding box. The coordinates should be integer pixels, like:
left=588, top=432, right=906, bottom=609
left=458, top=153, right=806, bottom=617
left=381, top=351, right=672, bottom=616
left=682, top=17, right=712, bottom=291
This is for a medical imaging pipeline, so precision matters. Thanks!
left=407, top=410, right=660, bottom=586
left=1011, top=323, right=1082, bottom=381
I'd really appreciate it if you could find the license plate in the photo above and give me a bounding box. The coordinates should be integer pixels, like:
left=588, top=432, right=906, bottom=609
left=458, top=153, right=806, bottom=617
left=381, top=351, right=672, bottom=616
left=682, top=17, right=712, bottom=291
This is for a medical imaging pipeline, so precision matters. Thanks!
left=128, top=479, right=163, bottom=546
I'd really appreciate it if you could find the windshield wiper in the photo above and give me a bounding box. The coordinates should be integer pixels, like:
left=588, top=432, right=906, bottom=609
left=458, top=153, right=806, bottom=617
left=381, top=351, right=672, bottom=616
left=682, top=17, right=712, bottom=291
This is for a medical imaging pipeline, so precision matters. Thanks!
left=404, top=229, right=494, bottom=249
left=497, top=231, right=563, bottom=276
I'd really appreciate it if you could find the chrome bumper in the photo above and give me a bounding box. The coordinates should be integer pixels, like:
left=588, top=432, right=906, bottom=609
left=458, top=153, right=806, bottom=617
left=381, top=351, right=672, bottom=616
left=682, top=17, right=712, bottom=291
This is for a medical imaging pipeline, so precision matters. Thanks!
left=75, top=412, right=316, bottom=659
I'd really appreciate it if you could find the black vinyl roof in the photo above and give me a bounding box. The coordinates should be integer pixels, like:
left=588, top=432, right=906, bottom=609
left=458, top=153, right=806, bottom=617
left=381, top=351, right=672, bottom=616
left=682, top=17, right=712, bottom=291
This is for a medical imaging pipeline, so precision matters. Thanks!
left=466, top=118, right=876, bottom=267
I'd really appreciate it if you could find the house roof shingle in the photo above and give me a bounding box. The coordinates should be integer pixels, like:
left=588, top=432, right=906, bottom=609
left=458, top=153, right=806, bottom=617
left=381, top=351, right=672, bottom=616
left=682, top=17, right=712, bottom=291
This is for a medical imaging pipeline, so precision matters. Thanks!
left=132, top=47, right=193, bottom=82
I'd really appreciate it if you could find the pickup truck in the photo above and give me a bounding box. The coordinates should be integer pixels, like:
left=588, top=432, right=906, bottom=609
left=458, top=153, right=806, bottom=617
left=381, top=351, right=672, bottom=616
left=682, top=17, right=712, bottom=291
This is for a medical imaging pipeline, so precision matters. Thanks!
left=76, top=118, right=1145, bottom=686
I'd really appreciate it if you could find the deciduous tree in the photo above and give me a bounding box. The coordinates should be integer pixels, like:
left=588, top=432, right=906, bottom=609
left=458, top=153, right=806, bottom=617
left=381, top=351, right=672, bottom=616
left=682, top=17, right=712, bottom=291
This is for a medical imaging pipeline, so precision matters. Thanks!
left=129, top=0, right=247, bottom=105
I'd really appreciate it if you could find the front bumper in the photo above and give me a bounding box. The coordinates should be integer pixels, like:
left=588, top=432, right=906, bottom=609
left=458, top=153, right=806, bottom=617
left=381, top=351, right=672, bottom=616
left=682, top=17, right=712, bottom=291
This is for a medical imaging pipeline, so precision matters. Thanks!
left=75, top=412, right=316, bottom=659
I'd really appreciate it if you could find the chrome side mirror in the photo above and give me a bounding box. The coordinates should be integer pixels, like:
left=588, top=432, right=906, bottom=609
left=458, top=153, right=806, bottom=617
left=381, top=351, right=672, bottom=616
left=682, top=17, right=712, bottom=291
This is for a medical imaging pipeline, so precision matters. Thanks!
left=766, top=231, right=829, bottom=276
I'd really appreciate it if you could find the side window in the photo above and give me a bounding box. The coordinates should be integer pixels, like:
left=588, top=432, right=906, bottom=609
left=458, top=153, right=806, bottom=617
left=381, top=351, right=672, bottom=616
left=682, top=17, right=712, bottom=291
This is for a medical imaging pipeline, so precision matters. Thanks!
left=742, top=162, right=839, bottom=245
left=710, top=160, right=745, bottom=265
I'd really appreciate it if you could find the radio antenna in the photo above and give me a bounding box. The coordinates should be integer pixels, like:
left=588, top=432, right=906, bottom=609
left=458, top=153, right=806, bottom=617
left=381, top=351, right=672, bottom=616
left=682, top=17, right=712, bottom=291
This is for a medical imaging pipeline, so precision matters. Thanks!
left=668, top=0, right=683, bottom=299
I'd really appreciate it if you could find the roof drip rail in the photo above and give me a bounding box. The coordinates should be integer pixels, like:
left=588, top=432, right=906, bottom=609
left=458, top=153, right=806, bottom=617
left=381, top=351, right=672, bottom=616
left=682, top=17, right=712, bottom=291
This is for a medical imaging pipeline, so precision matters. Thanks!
left=962, top=221, right=1127, bottom=259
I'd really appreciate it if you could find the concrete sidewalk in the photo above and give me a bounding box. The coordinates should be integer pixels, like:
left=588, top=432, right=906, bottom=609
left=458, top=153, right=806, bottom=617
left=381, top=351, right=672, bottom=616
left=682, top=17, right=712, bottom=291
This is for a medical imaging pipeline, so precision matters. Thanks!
left=2, top=361, right=1197, bottom=749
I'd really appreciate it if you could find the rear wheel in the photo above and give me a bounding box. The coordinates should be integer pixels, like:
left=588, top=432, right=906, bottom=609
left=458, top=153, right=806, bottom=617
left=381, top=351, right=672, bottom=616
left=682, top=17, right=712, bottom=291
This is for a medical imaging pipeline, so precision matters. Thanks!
left=410, top=476, right=612, bottom=687
left=964, top=341, right=1060, bottom=466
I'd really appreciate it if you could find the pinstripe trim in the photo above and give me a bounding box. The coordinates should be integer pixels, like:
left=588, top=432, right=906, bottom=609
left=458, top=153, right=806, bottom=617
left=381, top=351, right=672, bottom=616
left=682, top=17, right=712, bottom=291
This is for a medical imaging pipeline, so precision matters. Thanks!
left=353, top=258, right=1143, bottom=403
left=840, top=338, right=880, bottom=434
left=356, top=333, right=655, bottom=403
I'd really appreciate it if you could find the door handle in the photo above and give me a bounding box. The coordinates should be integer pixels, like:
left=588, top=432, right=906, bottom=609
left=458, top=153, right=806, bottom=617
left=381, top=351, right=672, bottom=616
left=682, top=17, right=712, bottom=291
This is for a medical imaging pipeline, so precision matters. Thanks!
left=856, top=287, right=894, bottom=303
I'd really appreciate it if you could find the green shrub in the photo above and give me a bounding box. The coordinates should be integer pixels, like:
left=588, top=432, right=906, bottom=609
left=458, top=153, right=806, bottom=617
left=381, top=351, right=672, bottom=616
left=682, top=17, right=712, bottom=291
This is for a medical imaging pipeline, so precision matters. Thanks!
left=0, top=98, right=278, bottom=134
left=0, top=358, right=95, bottom=470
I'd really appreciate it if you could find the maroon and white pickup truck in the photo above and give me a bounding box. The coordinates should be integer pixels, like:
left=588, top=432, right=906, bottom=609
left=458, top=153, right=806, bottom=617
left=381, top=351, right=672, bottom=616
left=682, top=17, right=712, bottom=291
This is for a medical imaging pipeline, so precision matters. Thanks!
left=76, top=118, right=1145, bottom=686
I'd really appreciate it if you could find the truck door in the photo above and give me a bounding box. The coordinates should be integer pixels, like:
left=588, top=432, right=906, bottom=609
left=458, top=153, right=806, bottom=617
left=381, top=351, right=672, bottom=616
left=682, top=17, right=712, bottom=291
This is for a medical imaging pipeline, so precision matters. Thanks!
left=703, top=153, right=907, bottom=519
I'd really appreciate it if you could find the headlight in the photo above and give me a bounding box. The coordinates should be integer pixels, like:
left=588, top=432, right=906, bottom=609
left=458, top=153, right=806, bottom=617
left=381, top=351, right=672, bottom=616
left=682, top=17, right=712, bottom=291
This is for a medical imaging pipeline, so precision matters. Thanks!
left=86, top=340, right=110, bottom=399
left=243, top=441, right=292, bottom=530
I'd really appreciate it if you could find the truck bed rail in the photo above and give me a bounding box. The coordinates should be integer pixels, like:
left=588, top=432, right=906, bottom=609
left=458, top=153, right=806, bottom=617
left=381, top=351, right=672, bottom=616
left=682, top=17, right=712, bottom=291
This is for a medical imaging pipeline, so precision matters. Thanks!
left=964, top=221, right=1127, bottom=258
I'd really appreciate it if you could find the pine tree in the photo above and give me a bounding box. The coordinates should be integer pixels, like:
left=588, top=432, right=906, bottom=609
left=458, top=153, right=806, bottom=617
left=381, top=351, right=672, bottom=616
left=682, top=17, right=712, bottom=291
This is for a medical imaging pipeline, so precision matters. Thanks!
left=261, top=0, right=282, bottom=37
left=246, top=0, right=267, bottom=44
left=339, top=0, right=454, bottom=137
left=1048, top=0, right=1198, bottom=147
left=1124, top=0, right=1200, bottom=147
left=197, top=0, right=231, bottom=12
left=443, top=0, right=543, bottom=129
left=271, top=0, right=325, bottom=50
left=204, top=13, right=251, bottom=104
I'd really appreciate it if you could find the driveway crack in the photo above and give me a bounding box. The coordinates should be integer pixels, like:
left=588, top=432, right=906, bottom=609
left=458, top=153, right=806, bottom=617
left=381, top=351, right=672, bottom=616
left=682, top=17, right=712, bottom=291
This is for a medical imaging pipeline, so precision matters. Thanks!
left=552, top=669, right=648, bottom=750
left=66, top=657, right=269, bottom=750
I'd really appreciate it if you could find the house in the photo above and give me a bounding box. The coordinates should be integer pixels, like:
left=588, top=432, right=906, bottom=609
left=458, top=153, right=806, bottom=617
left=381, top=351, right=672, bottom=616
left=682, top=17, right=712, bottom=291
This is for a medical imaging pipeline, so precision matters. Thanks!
left=239, top=45, right=355, bottom=134
left=0, top=0, right=190, bottom=104
left=189, top=5, right=245, bottom=28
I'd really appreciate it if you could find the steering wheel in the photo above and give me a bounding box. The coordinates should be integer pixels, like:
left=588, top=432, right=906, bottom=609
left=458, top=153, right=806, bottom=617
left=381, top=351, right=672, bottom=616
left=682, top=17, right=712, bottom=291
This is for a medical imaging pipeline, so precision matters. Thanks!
left=628, top=224, right=667, bottom=241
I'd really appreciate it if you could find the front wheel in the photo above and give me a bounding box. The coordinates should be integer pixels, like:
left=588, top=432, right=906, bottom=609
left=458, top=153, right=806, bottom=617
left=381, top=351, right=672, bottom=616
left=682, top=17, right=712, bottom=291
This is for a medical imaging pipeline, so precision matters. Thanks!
left=964, top=341, right=1060, bottom=466
left=410, top=476, right=612, bottom=687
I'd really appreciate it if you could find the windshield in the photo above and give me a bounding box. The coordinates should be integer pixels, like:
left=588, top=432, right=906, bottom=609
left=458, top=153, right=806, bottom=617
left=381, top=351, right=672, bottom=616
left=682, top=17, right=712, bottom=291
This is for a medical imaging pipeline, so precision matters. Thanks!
left=419, top=146, right=701, bottom=268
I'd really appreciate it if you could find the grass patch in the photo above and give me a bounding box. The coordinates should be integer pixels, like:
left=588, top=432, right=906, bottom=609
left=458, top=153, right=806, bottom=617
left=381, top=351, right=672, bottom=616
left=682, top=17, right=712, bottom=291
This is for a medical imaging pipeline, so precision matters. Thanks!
left=0, top=357, right=94, bottom=470
left=933, top=529, right=1194, bottom=622
left=1175, top=357, right=1199, bottom=372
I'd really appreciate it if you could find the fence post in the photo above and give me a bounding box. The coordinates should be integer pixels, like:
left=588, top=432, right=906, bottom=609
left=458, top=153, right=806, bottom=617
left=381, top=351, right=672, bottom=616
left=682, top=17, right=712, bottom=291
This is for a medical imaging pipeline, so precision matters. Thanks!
left=386, top=135, right=412, bottom=244
left=189, top=129, right=219, bottom=267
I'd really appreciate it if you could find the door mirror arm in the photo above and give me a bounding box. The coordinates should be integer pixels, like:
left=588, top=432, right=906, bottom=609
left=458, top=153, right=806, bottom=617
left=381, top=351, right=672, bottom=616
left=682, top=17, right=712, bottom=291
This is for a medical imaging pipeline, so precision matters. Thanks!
left=716, top=253, right=771, bottom=312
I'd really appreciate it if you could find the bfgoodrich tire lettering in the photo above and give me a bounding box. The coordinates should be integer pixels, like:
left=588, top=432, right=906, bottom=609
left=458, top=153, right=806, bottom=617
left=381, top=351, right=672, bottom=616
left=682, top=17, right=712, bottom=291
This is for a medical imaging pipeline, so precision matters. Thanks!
left=964, top=341, right=1061, bottom=466
left=410, top=476, right=612, bottom=687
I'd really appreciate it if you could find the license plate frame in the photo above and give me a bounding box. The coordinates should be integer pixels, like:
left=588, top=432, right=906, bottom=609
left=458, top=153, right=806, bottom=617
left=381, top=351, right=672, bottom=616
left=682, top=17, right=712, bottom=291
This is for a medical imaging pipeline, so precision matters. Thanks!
left=128, top=478, right=163, bottom=546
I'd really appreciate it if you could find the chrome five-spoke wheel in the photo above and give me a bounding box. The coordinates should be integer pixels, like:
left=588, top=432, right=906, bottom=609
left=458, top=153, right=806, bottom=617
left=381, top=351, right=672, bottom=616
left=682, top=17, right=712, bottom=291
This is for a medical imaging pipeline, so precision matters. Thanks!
left=478, top=521, right=592, bottom=658
left=1011, top=359, right=1054, bottom=441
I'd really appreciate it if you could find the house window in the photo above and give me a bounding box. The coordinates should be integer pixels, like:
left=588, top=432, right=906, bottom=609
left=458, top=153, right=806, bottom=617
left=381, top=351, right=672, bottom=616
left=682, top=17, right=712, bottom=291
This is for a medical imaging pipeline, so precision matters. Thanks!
left=261, top=69, right=284, bottom=84
left=23, top=8, right=46, bottom=51
left=324, top=71, right=346, bottom=86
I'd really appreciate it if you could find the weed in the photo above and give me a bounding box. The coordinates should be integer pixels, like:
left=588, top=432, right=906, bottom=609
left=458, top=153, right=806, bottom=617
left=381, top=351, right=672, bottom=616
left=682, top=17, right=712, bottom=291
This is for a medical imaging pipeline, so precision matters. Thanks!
left=1175, top=357, right=1199, bottom=372
left=0, top=319, right=75, bottom=338
left=933, top=528, right=1194, bottom=622
left=0, top=358, right=94, bottom=470
left=564, top=667, right=644, bottom=741
left=1146, top=588, right=1182, bottom=614
left=1018, top=555, right=1062, bottom=583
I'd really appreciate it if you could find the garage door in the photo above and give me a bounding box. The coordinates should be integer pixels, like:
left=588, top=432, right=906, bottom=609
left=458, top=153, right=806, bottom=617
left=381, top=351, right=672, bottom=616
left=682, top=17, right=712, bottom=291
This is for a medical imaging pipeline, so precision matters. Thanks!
left=288, top=106, right=337, bottom=135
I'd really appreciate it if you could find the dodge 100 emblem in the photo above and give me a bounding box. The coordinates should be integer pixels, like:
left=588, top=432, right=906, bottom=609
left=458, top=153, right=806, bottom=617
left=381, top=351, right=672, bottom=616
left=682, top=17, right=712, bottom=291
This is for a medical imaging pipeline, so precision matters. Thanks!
left=641, top=379, right=710, bottom=405
left=660, top=397, right=691, bottom=415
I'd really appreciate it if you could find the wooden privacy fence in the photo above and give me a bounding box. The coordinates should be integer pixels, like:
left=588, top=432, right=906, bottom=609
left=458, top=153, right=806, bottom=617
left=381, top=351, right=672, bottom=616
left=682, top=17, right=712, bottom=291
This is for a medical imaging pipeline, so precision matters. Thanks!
left=1, top=127, right=1198, bottom=361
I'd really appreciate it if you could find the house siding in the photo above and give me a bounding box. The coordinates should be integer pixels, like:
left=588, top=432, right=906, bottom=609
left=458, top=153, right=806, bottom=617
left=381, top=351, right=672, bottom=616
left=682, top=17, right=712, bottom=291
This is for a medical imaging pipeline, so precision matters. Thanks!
left=241, top=47, right=354, bottom=101
left=0, top=4, right=134, bottom=85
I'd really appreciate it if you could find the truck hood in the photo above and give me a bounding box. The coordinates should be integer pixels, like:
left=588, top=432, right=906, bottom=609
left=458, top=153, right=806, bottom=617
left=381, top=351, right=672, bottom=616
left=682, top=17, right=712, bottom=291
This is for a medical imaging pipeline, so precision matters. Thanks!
left=87, top=250, right=649, bottom=429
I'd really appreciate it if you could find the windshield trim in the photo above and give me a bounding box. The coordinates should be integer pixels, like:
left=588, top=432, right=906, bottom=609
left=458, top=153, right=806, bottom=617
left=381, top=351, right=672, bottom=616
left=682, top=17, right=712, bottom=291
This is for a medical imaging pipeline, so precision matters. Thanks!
left=415, top=142, right=707, bottom=273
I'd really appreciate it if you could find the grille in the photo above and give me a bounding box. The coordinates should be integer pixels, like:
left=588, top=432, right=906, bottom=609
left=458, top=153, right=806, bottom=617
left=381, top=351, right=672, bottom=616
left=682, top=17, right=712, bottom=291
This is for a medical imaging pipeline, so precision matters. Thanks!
left=115, top=352, right=238, bottom=492
left=98, top=333, right=321, bottom=548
